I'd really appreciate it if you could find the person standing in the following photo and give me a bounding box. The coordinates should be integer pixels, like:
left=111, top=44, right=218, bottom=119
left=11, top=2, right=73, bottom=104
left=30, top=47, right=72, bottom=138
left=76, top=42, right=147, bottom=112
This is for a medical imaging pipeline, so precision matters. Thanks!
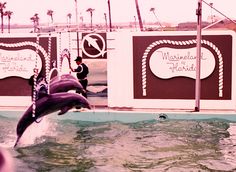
left=70, top=56, right=89, bottom=98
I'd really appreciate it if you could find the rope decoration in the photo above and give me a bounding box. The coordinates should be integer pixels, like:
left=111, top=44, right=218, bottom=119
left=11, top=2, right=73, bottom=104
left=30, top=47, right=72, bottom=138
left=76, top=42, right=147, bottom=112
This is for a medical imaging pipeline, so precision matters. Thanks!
left=46, top=34, right=52, bottom=83
left=68, top=31, right=71, bottom=54
left=68, top=31, right=72, bottom=69
left=58, top=32, right=62, bottom=72
left=0, top=41, right=48, bottom=60
left=141, top=39, right=223, bottom=97
left=0, top=37, right=51, bottom=117
left=57, top=32, right=71, bottom=73
left=32, top=36, right=40, bottom=118
left=60, top=48, right=71, bottom=71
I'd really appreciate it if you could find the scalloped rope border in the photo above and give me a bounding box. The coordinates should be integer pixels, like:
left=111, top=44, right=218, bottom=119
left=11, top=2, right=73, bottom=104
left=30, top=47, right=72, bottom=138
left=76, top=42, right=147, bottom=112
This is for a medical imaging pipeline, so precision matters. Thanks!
left=58, top=32, right=62, bottom=72
left=0, top=41, right=48, bottom=65
left=46, top=35, right=52, bottom=83
left=0, top=40, right=52, bottom=118
left=32, top=37, right=40, bottom=118
left=141, top=39, right=223, bottom=97
left=60, top=48, right=71, bottom=71
left=0, top=41, right=51, bottom=80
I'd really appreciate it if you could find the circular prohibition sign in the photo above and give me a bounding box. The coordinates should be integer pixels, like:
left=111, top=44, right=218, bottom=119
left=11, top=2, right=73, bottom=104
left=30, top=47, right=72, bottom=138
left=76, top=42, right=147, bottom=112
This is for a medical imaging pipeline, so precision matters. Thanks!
left=81, top=33, right=106, bottom=58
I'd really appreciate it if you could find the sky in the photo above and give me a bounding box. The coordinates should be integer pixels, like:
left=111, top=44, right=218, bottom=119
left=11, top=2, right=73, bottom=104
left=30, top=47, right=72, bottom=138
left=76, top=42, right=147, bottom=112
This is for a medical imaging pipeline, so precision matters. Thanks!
left=3, top=0, right=236, bottom=25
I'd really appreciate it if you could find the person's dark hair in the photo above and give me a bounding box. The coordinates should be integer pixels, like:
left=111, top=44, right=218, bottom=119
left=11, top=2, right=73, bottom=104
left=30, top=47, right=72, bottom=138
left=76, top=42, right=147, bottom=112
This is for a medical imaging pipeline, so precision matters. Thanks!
left=75, top=56, right=82, bottom=62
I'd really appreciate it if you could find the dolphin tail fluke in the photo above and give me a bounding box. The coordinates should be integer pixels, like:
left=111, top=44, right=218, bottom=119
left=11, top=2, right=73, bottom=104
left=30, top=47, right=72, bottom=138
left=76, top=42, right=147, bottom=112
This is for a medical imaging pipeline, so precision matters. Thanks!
left=13, top=136, right=20, bottom=148
left=86, top=104, right=92, bottom=110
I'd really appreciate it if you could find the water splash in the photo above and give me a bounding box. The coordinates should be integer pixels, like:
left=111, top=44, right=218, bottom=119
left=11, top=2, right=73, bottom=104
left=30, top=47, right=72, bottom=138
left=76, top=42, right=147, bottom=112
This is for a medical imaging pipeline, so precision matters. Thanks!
left=16, top=117, right=58, bottom=147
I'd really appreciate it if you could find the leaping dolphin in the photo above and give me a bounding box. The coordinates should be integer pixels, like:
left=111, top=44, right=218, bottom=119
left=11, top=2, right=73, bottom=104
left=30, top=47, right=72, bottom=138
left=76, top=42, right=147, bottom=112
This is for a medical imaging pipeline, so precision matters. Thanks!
left=14, top=92, right=91, bottom=147
left=49, top=78, right=85, bottom=94
left=50, top=74, right=77, bottom=83
left=35, top=74, right=85, bottom=99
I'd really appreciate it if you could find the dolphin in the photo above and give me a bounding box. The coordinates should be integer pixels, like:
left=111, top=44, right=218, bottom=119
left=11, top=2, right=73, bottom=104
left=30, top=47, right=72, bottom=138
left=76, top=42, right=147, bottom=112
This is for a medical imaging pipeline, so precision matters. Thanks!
left=49, top=78, right=85, bottom=94
left=34, top=74, right=85, bottom=100
left=14, top=92, right=91, bottom=147
left=50, top=74, right=78, bottom=83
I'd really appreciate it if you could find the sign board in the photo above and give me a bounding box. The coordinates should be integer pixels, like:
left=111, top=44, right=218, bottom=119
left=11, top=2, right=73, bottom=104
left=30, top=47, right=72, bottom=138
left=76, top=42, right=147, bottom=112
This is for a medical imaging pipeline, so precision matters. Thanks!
left=108, top=31, right=236, bottom=110
left=0, top=32, right=107, bottom=107
left=81, top=33, right=107, bottom=59
left=0, top=34, right=57, bottom=106
left=133, top=34, right=232, bottom=100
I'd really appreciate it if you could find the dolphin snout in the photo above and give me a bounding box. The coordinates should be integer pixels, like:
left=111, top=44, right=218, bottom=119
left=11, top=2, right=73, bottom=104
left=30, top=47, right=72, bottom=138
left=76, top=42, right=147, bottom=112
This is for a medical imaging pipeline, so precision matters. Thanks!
left=13, top=136, right=20, bottom=148
left=76, top=103, right=92, bottom=110
left=87, top=104, right=92, bottom=109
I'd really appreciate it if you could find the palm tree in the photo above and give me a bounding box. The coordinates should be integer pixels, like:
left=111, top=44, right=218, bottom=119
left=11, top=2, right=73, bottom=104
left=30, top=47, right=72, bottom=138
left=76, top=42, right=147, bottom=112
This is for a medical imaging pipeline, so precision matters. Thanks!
left=209, top=2, right=214, bottom=23
left=0, top=2, right=7, bottom=33
left=80, top=13, right=84, bottom=27
left=134, top=0, right=143, bottom=31
left=30, top=13, right=39, bottom=33
left=67, top=13, right=72, bottom=27
left=47, top=9, right=54, bottom=25
left=86, top=8, right=95, bottom=31
left=66, top=13, right=72, bottom=28
left=104, top=13, right=108, bottom=32
left=4, top=10, right=12, bottom=33
left=134, top=15, right=137, bottom=31
left=150, top=7, right=163, bottom=30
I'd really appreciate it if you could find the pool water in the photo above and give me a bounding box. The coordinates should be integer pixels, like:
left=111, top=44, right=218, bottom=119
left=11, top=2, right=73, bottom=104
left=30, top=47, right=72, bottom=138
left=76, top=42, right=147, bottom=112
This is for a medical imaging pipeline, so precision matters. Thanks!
left=1, top=111, right=236, bottom=172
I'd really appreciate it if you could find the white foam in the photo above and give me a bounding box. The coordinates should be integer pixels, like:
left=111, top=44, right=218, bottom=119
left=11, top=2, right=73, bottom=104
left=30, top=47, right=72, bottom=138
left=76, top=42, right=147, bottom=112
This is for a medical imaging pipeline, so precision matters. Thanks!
left=17, top=117, right=58, bottom=147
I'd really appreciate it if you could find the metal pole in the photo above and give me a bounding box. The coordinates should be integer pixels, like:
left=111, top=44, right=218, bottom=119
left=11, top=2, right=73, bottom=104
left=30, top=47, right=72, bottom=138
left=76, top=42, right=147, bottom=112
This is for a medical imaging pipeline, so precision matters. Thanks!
left=75, top=0, right=78, bottom=27
left=135, top=0, right=144, bottom=31
left=107, top=0, right=112, bottom=32
left=195, top=0, right=202, bottom=112
left=75, top=0, right=79, bottom=56
left=104, top=13, right=108, bottom=32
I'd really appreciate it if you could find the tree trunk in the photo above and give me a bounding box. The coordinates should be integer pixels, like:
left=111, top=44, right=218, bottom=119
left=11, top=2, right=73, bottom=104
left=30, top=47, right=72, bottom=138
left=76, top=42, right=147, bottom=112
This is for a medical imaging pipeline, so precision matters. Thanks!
left=135, top=0, right=143, bottom=31
left=90, top=12, right=93, bottom=31
left=1, top=12, right=3, bottom=33
left=107, top=0, right=112, bottom=32
left=8, top=18, right=10, bottom=33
